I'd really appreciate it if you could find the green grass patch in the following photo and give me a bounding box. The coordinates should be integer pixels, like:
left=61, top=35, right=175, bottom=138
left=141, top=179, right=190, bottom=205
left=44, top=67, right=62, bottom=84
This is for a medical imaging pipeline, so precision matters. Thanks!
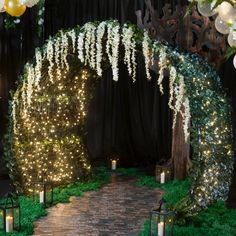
left=0, top=167, right=110, bottom=236
left=136, top=172, right=236, bottom=236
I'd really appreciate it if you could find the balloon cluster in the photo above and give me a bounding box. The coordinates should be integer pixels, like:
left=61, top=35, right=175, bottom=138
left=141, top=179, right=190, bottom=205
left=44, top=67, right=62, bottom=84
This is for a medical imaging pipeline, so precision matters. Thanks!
left=0, top=0, right=39, bottom=17
left=194, top=0, right=236, bottom=68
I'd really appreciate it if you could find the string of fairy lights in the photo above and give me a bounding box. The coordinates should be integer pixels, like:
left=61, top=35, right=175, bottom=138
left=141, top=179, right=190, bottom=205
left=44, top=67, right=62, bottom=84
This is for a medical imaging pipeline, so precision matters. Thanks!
left=13, top=68, right=92, bottom=192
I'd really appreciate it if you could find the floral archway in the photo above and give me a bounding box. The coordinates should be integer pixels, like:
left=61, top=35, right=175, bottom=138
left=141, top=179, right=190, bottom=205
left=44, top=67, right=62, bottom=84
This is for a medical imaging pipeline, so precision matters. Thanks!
left=4, top=20, right=234, bottom=215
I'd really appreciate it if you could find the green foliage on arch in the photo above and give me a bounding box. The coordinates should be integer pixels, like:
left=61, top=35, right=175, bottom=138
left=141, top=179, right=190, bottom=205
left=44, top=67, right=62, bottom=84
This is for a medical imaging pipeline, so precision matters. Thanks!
left=4, top=20, right=234, bottom=217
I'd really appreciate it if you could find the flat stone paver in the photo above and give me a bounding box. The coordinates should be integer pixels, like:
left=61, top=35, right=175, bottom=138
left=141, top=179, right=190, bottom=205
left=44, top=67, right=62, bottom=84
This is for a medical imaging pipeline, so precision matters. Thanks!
left=33, top=174, right=163, bottom=236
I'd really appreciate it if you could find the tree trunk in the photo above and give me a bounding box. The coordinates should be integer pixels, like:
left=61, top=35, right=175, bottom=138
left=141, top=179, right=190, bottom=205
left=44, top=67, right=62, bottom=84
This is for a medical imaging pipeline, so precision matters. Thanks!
left=171, top=111, right=191, bottom=180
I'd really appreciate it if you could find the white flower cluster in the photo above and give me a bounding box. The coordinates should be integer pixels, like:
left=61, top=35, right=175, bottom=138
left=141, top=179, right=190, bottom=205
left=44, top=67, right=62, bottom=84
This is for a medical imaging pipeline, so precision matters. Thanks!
left=183, top=97, right=191, bottom=141
left=169, top=68, right=191, bottom=141
left=46, top=40, right=54, bottom=82
left=21, top=82, right=27, bottom=110
left=168, top=66, right=177, bottom=111
left=122, top=25, right=137, bottom=82
left=158, top=48, right=168, bottom=94
left=106, top=22, right=120, bottom=81
left=26, top=64, right=35, bottom=106
left=35, top=50, right=43, bottom=87
left=68, top=29, right=77, bottom=54
left=54, top=36, right=62, bottom=79
left=153, top=47, right=191, bottom=141
left=84, top=23, right=97, bottom=69
left=96, top=22, right=106, bottom=77
left=142, top=31, right=153, bottom=81
left=77, top=32, right=85, bottom=63
left=61, top=33, right=70, bottom=71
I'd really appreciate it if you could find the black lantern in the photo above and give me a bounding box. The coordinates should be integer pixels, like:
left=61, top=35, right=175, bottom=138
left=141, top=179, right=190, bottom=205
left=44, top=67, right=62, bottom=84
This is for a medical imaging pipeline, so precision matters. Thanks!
left=155, top=163, right=172, bottom=183
left=32, top=180, right=53, bottom=207
left=0, top=193, right=21, bottom=233
left=149, top=208, right=175, bottom=236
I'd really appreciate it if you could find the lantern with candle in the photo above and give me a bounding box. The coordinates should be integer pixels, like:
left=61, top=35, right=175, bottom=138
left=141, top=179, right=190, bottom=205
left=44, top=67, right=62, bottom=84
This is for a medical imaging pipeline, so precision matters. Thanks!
left=32, top=179, right=53, bottom=207
left=155, top=163, right=172, bottom=184
left=0, top=192, right=21, bottom=233
left=109, top=152, right=119, bottom=171
left=149, top=209, right=175, bottom=236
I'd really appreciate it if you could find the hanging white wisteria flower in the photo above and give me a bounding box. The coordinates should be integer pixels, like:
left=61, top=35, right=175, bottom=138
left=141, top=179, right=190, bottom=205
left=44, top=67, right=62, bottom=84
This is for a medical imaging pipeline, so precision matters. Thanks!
left=170, top=73, right=191, bottom=141
left=168, top=65, right=177, bottom=111
left=158, top=47, right=168, bottom=94
left=110, top=23, right=120, bottom=81
left=183, top=97, right=191, bottom=141
left=11, top=99, right=17, bottom=134
left=35, top=49, right=43, bottom=87
left=46, top=39, right=55, bottom=82
left=142, top=31, right=153, bottom=81
left=175, top=75, right=185, bottom=112
left=61, top=33, right=70, bottom=71
left=20, top=82, right=27, bottom=110
left=84, top=23, right=97, bottom=70
left=54, top=36, right=62, bottom=79
left=122, top=24, right=137, bottom=82
left=68, top=29, right=77, bottom=54
left=26, top=64, right=35, bottom=106
left=106, top=21, right=120, bottom=81
left=77, top=32, right=85, bottom=63
left=96, top=22, right=107, bottom=77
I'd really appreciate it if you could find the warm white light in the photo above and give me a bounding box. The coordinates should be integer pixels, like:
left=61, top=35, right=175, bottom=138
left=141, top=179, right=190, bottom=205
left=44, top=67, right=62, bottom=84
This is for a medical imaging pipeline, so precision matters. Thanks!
left=6, top=216, right=13, bottom=233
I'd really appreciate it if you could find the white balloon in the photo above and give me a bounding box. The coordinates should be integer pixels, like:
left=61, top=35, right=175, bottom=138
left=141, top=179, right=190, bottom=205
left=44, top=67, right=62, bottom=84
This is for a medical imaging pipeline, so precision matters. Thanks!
left=197, top=1, right=217, bottom=17
left=215, top=16, right=230, bottom=34
left=233, top=54, right=236, bottom=69
left=218, top=1, right=236, bottom=22
left=228, top=32, right=236, bottom=47
left=0, top=0, right=4, bottom=11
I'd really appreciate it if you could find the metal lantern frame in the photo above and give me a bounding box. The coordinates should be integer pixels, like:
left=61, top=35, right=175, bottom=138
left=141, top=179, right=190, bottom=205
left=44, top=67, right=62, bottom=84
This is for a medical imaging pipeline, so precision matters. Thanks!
left=32, top=180, right=54, bottom=207
left=149, top=209, right=175, bottom=236
left=0, top=193, right=21, bottom=233
left=155, top=163, right=172, bottom=183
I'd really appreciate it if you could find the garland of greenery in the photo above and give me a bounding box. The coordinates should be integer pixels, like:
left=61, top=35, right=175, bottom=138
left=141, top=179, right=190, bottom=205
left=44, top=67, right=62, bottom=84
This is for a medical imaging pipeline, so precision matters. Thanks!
left=4, top=20, right=234, bottom=217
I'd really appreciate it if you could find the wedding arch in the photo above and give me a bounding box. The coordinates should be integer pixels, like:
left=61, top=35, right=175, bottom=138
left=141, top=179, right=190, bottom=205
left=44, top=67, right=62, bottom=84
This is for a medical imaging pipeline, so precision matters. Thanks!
left=4, top=20, right=234, bottom=216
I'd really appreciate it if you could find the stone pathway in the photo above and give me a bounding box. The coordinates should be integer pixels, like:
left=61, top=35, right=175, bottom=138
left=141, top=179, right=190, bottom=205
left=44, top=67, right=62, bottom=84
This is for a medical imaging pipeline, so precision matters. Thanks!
left=34, top=174, right=163, bottom=236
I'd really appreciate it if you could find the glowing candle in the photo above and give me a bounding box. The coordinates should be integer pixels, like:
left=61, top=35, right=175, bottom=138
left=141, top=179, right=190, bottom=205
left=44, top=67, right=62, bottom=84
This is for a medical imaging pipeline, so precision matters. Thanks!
left=111, top=160, right=117, bottom=170
left=39, top=191, right=44, bottom=203
left=160, top=172, right=165, bottom=184
left=158, top=221, right=164, bottom=236
left=6, top=216, right=13, bottom=233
